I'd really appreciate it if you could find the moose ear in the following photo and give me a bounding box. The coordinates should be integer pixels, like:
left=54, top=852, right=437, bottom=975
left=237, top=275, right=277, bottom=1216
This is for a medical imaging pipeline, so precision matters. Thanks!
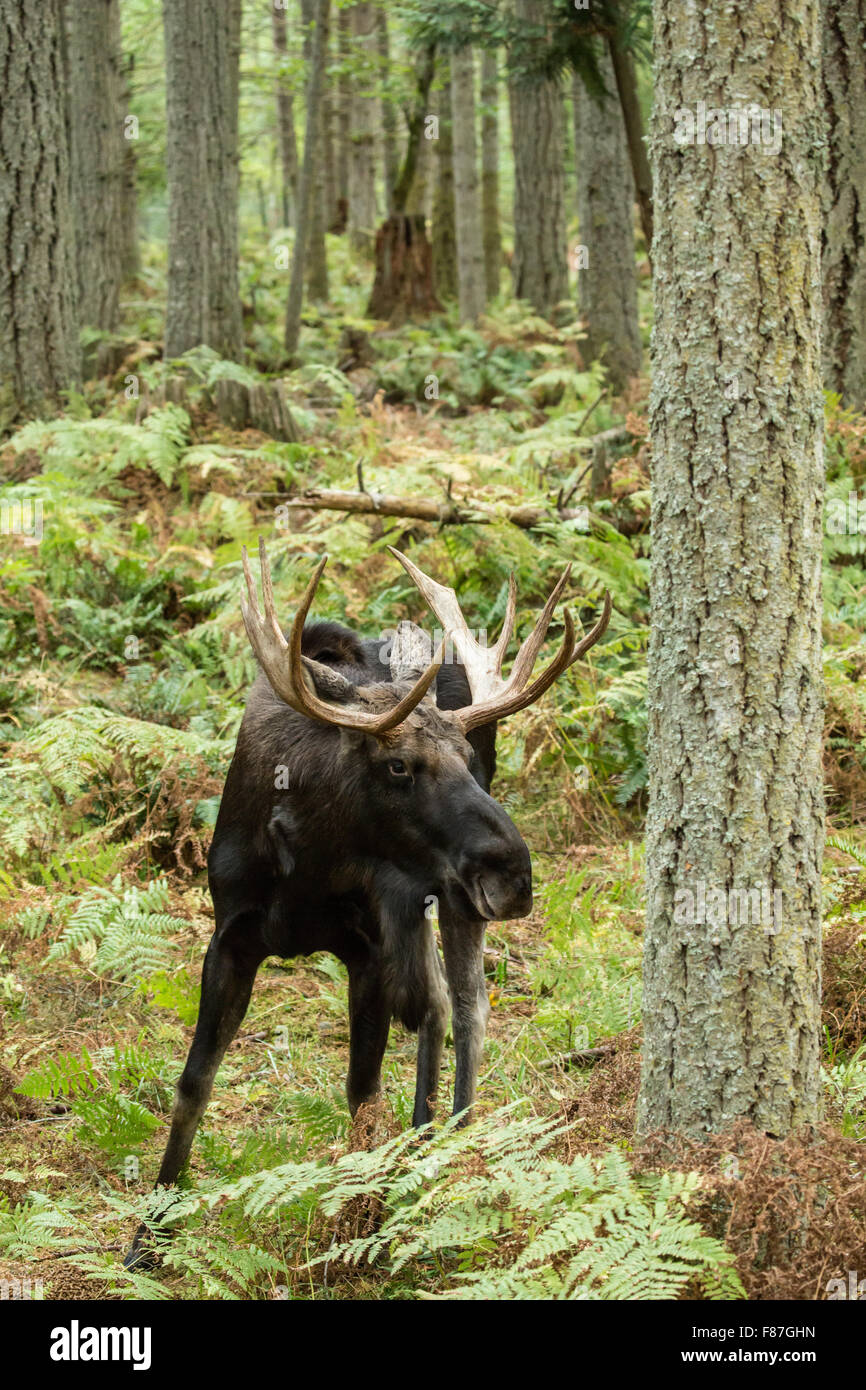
left=301, top=655, right=357, bottom=705
left=390, top=620, right=434, bottom=684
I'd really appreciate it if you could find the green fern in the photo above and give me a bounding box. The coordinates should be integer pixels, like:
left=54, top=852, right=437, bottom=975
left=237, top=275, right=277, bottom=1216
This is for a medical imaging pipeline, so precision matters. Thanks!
left=45, top=876, right=186, bottom=978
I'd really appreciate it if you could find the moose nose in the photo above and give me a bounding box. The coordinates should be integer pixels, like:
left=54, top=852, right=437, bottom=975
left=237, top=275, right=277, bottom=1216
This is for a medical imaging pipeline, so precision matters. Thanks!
left=474, top=867, right=533, bottom=921
left=456, top=795, right=533, bottom=920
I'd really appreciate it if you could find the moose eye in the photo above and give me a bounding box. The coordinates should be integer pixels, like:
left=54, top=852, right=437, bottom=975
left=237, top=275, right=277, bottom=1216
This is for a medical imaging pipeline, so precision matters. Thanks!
left=387, top=758, right=410, bottom=779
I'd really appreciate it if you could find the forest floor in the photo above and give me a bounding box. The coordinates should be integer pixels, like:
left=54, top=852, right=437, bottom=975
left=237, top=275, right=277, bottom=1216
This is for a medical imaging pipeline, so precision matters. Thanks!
left=2, top=262, right=866, bottom=1300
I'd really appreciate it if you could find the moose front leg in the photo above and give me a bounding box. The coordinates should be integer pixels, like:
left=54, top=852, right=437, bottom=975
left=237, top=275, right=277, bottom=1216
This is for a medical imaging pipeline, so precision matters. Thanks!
left=412, top=924, right=450, bottom=1127
left=439, top=911, right=489, bottom=1120
left=345, top=952, right=391, bottom=1115
left=125, top=925, right=264, bottom=1268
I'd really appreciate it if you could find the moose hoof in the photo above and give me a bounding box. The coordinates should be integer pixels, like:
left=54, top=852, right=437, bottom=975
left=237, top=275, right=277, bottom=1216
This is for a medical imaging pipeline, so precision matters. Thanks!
left=123, top=1227, right=161, bottom=1272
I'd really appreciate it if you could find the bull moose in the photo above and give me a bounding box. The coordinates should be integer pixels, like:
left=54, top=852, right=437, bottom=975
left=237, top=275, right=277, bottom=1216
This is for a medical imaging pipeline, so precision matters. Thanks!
left=126, top=540, right=609, bottom=1266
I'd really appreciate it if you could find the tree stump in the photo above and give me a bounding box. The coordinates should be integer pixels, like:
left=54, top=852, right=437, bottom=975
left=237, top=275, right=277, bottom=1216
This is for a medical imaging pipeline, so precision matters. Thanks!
left=366, top=214, right=441, bottom=324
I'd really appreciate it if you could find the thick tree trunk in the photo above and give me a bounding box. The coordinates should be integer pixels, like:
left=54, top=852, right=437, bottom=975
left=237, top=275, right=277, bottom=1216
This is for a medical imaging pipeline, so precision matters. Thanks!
left=346, top=2, right=378, bottom=251
left=450, top=48, right=485, bottom=324
left=163, top=0, right=242, bottom=361
left=639, top=0, right=825, bottom=1139
left=481, top=48, right=501, bottom=302
left=432, top=62, right=458, bottom=302
left=0, top=0, right=79, bottom=415
left=366, top=46, right=438, bottom=322
left=366, top=216, right=440, bottom=323
left=574, top=59, right=641, bottom=393
left=272, top=0, right=299, bottom=228
left=67, top=0, right=126, bottom=333
left=285, top=0, right=330, bottom=355
left=822, top=0, right=866, bottom=408
left=508, top=1, right=568, bottom=318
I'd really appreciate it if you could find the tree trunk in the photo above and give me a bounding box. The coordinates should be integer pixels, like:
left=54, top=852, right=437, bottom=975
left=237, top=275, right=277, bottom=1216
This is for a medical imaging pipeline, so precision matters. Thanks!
left=822, top=0, right=866, bottom=408
left=0, top=0, right=79, bottom=415
left=391, top=45, right=436, bottom=215
left=321, top=30, right=338, bottom=231
left=481, top=48, right=501, bottom=302
left=163, top=0, right=242, bottom=361
left=333, top=5, right=350, bottom=231
left=432, top=61, right=458, bottom=302
left=606, top=35, right=654, bottom=266
left=377, top=7, right=399, bottom=216
left=119, top=50, right=140, bottom=279
left=272, top=0, right=299, bottom=228
left=285, top=0, right=330, bottom=355
left=302, top=0, right=329, bottom=302
left=346, top=2, right=378, bottom=252
left=508, top=0, right=568, bottom=318
left=574, top=59, right=641, bottom=393
left=639, top=0, right=825, bottom=1139
left=67, top=0, right=126, bottom=334
left=405, top=115, right=432, bottom=218
left=366, top=45, right=439, bottom=322
left=366, top=216, right=441, bottom=323
left=450, top=48, right=485, bottom=324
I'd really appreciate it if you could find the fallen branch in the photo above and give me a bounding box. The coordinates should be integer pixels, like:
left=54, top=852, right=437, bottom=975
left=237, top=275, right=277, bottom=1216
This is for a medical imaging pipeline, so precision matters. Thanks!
left=245, top=485, right=648, bottom=537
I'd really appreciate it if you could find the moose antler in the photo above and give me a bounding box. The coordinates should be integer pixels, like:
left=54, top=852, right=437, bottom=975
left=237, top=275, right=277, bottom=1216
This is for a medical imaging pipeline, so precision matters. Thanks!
left=241, top=538, right=445, bottom=733
left=388, top=548, right=612, bottom=733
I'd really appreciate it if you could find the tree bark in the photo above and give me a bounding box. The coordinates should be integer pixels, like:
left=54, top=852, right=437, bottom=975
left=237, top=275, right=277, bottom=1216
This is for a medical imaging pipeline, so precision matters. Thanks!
left=509, top=0, right=568, bottom=318
left=481, top=48, right=501, bottom=302
left=639, top=0, right=825, bottom=1139
left=333, top=5, right=350, bottom=230
left=366, top=45, right=439, bottom=323
left=450, top=48, right=485, bottom=324
left=67, top=0, right=126, bottom=333
left=346, top=2, right=378, bottom=251
left=606, top=35, right=654, bottom=266
left=301, top=0, right=329, bottom=302
left=285, top=0, right=330, bottom=355
left=118, top=49, right=140, bottom=279
left=163, top=0, right=242, bottom=361
left=432, top=61, right=458, bottom=301
left=821, top=0, right=866, bottom=408
left=272, top=0, right=299, bottom=228
left=366, top=216, right=441, bottom=323
left=0, top=0, right=80, bottom=415
left=321, top=26, right=338, bottom=232
left=574, top=58, right=641, bottom=393
left=391, top=46, right=436, bottom=215
left=377, top=7, right=399, bottom=216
